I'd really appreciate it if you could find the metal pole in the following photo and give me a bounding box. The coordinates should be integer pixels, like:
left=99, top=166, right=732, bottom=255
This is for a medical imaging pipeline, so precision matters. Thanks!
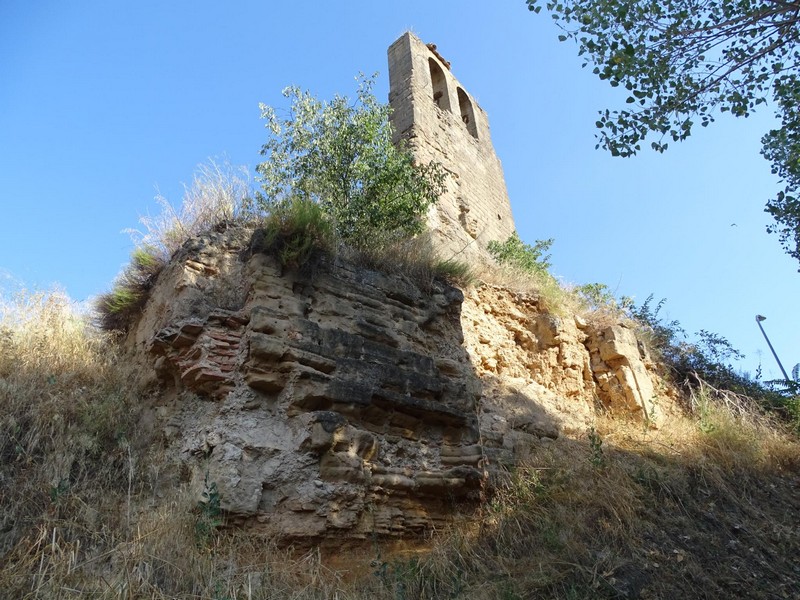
left=755, top=315, right=790, bottom=382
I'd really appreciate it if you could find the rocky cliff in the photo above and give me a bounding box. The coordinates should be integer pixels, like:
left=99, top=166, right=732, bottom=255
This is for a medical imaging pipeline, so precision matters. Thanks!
left=129, top=226, right=670, bottom=542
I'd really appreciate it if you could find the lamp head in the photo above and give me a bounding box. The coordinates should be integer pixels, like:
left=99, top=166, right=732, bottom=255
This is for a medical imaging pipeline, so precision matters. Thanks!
left=756, top=314, right=766, bottom=322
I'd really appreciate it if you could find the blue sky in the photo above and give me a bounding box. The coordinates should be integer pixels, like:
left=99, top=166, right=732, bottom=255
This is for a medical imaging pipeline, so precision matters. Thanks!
left=1, top=1, right=797, bottom=381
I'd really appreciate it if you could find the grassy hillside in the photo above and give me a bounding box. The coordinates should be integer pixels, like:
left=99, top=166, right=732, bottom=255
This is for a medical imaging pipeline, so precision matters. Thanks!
left=2, top=286, right=799, bottom=599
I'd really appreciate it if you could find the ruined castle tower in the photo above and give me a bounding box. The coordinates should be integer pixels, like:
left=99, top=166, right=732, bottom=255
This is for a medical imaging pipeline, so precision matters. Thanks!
left=388, top=32, right=516, bottom=263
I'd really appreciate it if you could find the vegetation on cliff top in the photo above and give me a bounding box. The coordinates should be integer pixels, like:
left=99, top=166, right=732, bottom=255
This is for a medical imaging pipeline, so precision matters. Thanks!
left=96, top=76, right=455, bottom=331
left=97, top=160, right=253, bottom=331
left=256, top=75, right=447, bottom=249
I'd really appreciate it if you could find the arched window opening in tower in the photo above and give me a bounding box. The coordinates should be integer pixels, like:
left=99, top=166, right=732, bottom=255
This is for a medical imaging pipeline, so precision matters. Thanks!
left=457, top=87, right=478, bottom=139
left=429, top=58, right=451, bottom=113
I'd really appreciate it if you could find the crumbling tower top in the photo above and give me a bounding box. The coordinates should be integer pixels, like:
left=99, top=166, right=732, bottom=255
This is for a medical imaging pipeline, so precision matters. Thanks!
left=388, top=32, right=516, bottom=263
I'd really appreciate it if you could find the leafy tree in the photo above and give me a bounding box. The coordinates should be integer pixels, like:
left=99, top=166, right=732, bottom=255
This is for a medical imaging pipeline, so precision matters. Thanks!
left=762, top=76, right=800, bottom=264
left=256, top=74, right=446, bottom=247
left=526, top=0, right=800, bottom=268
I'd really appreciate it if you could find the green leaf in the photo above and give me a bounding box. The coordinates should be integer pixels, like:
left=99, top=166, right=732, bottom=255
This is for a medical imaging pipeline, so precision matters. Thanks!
left=526, top=0, right=800, bottom=268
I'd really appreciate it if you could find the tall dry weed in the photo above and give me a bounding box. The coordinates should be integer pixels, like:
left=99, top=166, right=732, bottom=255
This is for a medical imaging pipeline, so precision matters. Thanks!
left=126, top=159, right=254, bottom=262
left=1, top=290, right=107, bottom=380
left=0, top=290, right=142, bottom=595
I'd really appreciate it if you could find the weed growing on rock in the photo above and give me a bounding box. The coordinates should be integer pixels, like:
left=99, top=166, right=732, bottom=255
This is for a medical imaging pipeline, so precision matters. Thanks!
left=258, top=196, right=334, bottom=269
left=128, top=159, right=255, bottom=262
left=97, top=160, right=255, bottom=332
left=96, top=246, right=165, bottom=331
left=432, top=257, right=475, bottom=286
left=195, top=472, right=224, bottom=548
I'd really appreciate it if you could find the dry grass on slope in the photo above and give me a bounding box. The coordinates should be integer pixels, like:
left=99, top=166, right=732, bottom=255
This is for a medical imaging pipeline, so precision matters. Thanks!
left=365, top=403, right=800, bottom=600
left=471, top=262, right=582, bottom=318
left=0, top=291, right=142, bottom=596
left=1, top=291, right=799, bottom=599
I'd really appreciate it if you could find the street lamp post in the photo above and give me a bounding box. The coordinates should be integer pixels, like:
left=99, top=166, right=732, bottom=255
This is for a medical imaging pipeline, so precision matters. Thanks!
left=755, top=315, right=790, bottom=382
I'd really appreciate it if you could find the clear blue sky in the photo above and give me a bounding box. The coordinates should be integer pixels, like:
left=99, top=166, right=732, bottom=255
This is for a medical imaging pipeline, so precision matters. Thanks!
left=2, top=1, right=797, bottom=381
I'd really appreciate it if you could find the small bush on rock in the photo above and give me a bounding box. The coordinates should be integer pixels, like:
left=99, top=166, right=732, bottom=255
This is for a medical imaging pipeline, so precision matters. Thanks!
left=487, top=232, right=553, bottom=274
left=96, top=246, right=165, bottom=331
left=258, top=197, right=334, bottom=269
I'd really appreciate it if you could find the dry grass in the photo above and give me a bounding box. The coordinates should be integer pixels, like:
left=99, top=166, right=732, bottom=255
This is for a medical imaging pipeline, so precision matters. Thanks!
left=2, top=290, right=799, bottom=599
left=388, top=403, right=800, bottom=599
left=0, top=291, right=141, bottom=595
left=579, top=303, right=637, bottom=333
left=341, top=232, right=475, bottom=290
left=472, top=262, right=581, bottom=317
left=126, top=159, right=254, bottom=263
left=97, top=160, right=254, bottom=332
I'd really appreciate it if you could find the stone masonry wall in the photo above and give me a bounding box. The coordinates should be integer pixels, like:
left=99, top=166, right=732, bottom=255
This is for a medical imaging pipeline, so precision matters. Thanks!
left=388, top=33, right=516, bottom=265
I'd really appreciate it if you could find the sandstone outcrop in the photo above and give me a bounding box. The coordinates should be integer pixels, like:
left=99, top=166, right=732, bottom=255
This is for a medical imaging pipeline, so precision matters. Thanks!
left=134, top=228, right=485, bottom=540
left=130, top=227, right=665, bottom=542
left=587, top=324, right=661, bottom=419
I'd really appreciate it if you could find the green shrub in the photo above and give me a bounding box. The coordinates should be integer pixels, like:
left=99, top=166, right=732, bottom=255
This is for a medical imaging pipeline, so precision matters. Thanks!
left=487, top=232, right=553, bottom=274
left=256, top=74, right=447, bottom=248
left=575, top=282, right=633, bottom=312
left=483, top=232, right=579, bottom=314
left=194, top=472, right=223, bottom=548
left=785, top=396, right=800, bottom=432
left=628, top=295, right=794, bottom=417
left=257, top=197, right=334, bottom=269
left=96, top=246, right=165, bottom=331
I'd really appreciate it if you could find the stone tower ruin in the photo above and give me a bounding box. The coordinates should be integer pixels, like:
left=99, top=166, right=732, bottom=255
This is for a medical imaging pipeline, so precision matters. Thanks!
left=388, top=32, right=516, bottom=263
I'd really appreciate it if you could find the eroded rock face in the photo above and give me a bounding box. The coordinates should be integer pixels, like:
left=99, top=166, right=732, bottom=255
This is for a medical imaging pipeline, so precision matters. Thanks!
left=459, top=285, right=594, bottom=470
left=131, top=227, right=665, bottom=542
left=586, top=325, right=660, bottom=420
left=134, top=228, right=485, bottom=540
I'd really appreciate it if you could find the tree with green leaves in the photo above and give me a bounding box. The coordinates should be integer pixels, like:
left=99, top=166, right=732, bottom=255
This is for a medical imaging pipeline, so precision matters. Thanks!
left=256, top=74, right=446, bottom=247
left=526, top=0, right=800, bottom=268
